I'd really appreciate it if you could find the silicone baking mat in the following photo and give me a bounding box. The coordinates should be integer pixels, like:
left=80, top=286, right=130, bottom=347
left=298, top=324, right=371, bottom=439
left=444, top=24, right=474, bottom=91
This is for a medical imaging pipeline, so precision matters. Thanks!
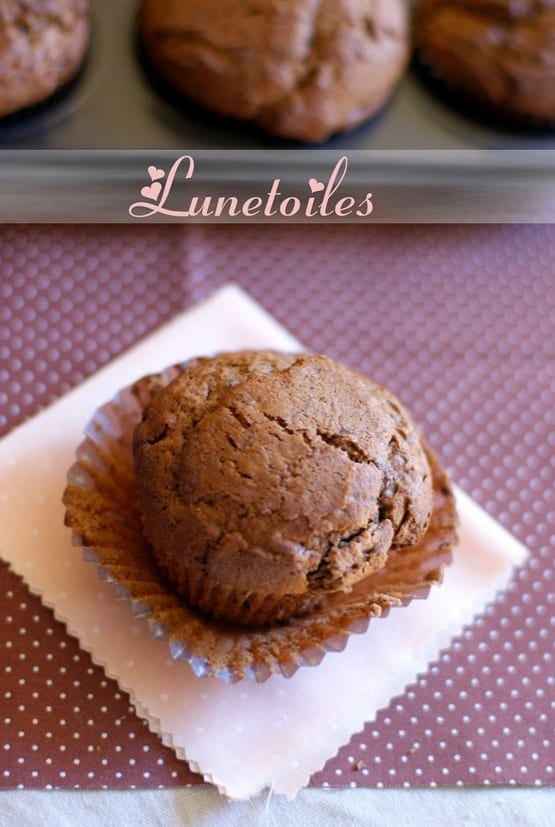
left=1, top=0, right=555, bottom=149
left=0, top=224, right=553, bottom=790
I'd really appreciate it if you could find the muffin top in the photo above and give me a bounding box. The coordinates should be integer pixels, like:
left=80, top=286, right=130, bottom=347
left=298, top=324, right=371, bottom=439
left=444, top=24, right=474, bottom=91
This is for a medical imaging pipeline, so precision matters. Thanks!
left=414, top=0, right=555, bottom=125
left=140, top=0, right=409, bottom=142
left=133, top=351, right=433, bottom=608
left=0, top=0, right=90, bottom=117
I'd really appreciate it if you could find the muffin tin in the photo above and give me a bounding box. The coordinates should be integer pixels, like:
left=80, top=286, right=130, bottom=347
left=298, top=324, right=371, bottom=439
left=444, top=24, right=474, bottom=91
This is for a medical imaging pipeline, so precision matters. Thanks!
left=1, top=0, right=555, bottom=150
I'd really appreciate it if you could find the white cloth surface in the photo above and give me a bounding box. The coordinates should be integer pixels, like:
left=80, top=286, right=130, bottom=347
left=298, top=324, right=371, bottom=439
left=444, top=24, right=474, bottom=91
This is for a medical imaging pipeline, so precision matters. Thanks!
left=0, top=787, right=553, bottom=827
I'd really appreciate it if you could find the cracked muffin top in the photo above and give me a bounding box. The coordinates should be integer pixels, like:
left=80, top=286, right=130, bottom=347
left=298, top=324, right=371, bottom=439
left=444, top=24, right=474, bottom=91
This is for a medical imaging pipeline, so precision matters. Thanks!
left=140, top=0, right=409, bottom=143
left=0, top=0, right=90, bottom=117
left=133, top=351, right=433, bottom=626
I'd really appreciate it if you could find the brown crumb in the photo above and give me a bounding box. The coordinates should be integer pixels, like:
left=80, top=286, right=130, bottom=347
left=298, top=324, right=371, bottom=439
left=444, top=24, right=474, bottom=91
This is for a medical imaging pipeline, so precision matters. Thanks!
left=353, top=760, right=366, bottom=771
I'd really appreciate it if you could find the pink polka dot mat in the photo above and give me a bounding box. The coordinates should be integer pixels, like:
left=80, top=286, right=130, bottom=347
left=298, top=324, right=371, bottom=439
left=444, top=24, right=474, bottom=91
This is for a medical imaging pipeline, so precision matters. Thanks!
left=0, top=224, right=553, bottom=791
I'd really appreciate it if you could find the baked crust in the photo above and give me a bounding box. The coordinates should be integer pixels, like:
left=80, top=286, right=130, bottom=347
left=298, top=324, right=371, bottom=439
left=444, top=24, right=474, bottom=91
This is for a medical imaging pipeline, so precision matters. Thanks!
left=133, top=351, right=433, bottom=625
left=0, top=0, right=90, bottom=117
left=140, top=0, right=409, bottom=142
left=414, top=0, right=555, bottom=126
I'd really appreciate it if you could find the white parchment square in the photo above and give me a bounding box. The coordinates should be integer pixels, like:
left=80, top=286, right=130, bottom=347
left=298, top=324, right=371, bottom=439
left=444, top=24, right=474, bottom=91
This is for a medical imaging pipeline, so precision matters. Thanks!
left=0, top=285, right=528, bottom=799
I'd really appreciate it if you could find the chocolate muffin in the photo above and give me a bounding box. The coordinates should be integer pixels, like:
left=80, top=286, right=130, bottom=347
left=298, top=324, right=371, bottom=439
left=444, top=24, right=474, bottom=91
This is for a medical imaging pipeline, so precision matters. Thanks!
left=140, top=0, right=409, bottom=143
left=0, top=0, right=90, bottom=118
left=133, top=351, right=433, bottom=627
left=414, top=0, right=555, bottom=127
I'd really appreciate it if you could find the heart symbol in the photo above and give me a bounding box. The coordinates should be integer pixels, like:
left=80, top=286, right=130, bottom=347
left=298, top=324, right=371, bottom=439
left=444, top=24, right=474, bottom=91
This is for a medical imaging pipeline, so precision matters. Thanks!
left=148, top=165, right=165, bottom=182
left=141, top=182, right=162, bottom=201
left=309, top=178, right=325, bottom=193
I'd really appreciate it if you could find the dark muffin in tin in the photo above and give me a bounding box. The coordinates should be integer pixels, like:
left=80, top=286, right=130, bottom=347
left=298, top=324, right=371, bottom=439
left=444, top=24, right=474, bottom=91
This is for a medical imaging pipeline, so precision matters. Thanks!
left=0, top=0, right=90, bottom=118
left=414, top=0, right=555, bottom=128
left=139, top=0, right=409, bottom=143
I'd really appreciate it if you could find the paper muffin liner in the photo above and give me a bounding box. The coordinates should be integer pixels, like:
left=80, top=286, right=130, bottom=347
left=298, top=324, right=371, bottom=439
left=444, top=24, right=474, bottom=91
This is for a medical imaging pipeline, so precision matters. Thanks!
left=63, top=368, right=458, bottom=684
left=166, top=564, right=323, bottom=628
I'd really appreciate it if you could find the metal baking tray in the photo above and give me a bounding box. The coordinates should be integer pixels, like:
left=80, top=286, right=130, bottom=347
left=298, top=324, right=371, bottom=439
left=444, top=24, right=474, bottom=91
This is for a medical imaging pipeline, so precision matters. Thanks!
left=2, top=0, right=555, bottom=150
